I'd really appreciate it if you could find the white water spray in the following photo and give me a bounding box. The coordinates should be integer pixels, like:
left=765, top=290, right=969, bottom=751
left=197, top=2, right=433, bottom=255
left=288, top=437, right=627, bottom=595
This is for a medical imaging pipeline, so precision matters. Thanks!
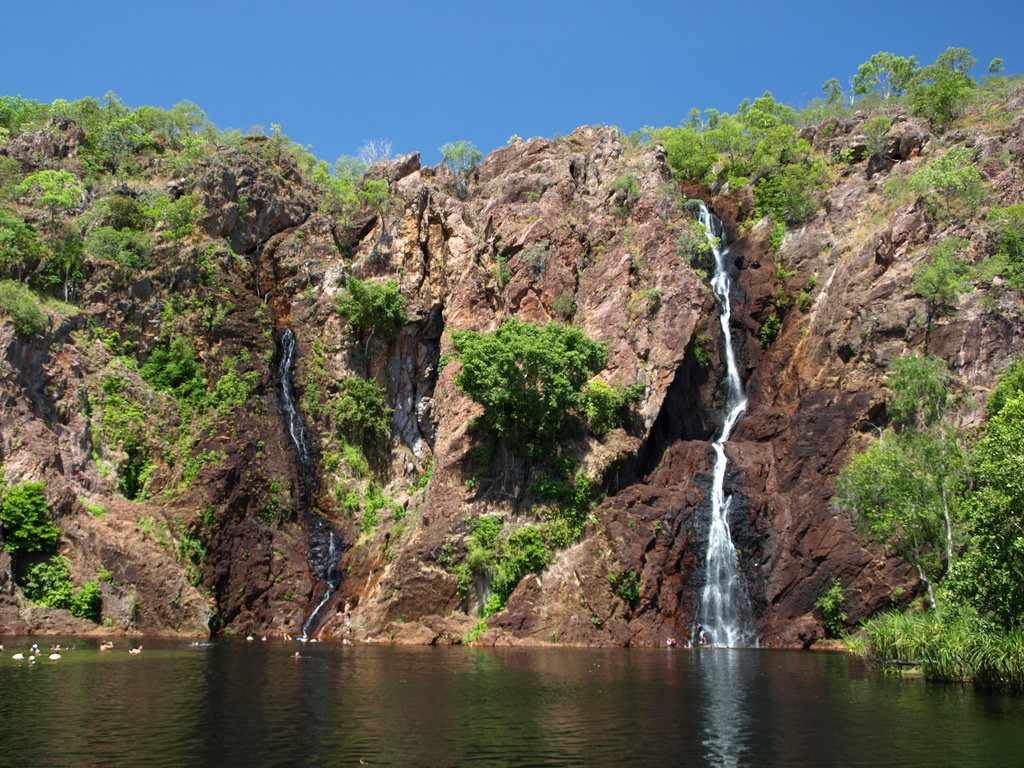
left=697, top=204, right=754, bottom=648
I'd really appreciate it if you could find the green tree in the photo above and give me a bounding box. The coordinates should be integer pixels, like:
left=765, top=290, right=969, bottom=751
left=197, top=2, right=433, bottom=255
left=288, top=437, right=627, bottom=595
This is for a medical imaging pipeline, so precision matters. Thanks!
left=0, top=208, right=46, bottom=281
left=0, top=280, right=46, bottom=335
left=912, top=237, right=972, bottom=349
left=439, top=140, right=482, bottom=199
left=862, top=115, right=892, bottom=161
left=822, top=78, right=844, bottom=113
left=21, top=555, right=73, bottom=608
left=336, top=278, right=408, bottom=341
left=582, top=379, right=644, bottom=436
left=913, top=47, right=978, bottom=132
left=908, top=147, right=984, bottom=220
left=0, top=481, right=59, bottom=555
left=357, top=178, right=394, bottom=231
left=445, top=319, right=608, bottom=460
left=985, top=356, right=1024, bottom=419
left=834, top=354, right=966, bottom=608
left=0, top=96, right=49, bottom=140
left=983, top=204, right=1024, bottom=288
left=331, top=377, right=393, bottom=453
left=852, top=52, right=920, bottom=100
left=139, top=337, right=208, bottom=412
left=951, top=391, right=1024, bottom=628
left=16, top=170, right=83, bottom=226
left=815, top=578, right=847, bottom=637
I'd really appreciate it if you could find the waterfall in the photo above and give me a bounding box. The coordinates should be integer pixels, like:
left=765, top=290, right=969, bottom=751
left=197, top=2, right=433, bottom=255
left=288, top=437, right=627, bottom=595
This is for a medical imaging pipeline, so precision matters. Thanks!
left=696, top=204, right=754, bottom=648
left=275, top=328, right=341, bottom=637
left=277, top=329, right=313, bottom=495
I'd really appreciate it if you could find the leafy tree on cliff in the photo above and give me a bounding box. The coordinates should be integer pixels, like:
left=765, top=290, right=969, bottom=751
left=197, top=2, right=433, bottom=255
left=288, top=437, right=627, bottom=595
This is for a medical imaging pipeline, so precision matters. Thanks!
left=0, top=481, right=59, bottom=556
left=16, top=170, right=82, bottom=226
left=950, top=390, right=1024, bottom=628
left=908, top=147, right=985, bottom=221
left=0, top=208, right=46, bottom=281
left=913, top=47, right=978, bottom=132
left=852, top=52, right=920, bottom=101
left=337, top=278, right=407, bottom=341
left=912, top=237, right=973, bottom=350
left=834, top=353, right=967, bottom=609
left=440, top=140, right=482, bottom=200
left=983, top=204, right=1024, bottom=288
left=443, top=319, right=608, bottom=461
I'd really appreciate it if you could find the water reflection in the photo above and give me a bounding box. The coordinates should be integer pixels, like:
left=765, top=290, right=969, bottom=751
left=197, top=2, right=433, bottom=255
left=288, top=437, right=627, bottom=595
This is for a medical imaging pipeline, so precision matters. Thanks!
left=696, top=650, right=755, bottom=767
left=3, top=639, right=1024, bottom=766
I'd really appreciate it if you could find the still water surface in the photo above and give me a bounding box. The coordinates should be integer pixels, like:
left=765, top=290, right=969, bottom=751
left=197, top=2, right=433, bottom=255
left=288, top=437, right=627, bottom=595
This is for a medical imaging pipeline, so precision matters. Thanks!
left=1, top=638, right=1022, bottom=767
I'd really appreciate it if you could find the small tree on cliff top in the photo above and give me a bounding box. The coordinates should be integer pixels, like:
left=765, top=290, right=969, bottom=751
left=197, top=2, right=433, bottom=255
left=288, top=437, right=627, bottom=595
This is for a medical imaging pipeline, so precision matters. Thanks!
left=440, top=140, right=481, bottom=200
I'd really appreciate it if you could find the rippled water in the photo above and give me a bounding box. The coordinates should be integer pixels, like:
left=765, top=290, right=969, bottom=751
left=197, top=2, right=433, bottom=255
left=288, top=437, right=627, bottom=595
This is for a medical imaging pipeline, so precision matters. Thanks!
left=2, top=639, right=1023, bottom=767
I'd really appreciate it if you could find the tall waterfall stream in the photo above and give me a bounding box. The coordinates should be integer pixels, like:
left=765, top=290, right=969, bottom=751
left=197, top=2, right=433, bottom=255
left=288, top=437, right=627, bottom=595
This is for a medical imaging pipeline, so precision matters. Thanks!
left=696, top=204, right=755, bottom=648
left=276, top=328, right=341, bottom=638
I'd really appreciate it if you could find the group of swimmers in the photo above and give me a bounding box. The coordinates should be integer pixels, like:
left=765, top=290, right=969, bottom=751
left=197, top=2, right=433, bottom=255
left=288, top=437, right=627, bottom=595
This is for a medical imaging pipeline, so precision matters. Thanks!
left=4, top=640, right=143, bottom=661
left=666, top=624, right=710, bottom=648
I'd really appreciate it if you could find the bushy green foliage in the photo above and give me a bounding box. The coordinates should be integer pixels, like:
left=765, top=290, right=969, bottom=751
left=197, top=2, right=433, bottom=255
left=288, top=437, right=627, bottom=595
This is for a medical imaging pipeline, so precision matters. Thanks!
left=336, top=278, right=408, bottom=340
left=157, top=192, right=205, bottom=240
left=643, top=93, right=827, bottom=225
left=85, top=225, right=153, bottom=273
left=0, top=481, right=59, bottom=555
left=69, top=580, right=102, bottom=622
left=209, top=365, right=259, bottom=415
left=0, top=280, right=46, bottom=335
left=835, top=354, right=966, bottom=608
left=610, top=173, right=640, bottom=216
left=582, top=380, right=643, bottom=436
left=439, top=141, right=481, bottom=174
left=483, top=524, right=549, bottom=618
left=908, top=147, right=984, bottom=221
left=950, top=391, right=1024, bottom=628
left=15, top=170, right=82, bottom=223
left=815, top=577, right=847, bottom=637
left=99, top=373, right=152, bottom=499
left=0, top=208, right=46, bottom=281
left=984, top=204, right=1024, bottom=288
left=311, top=155, right=365, bottom=216
left=22, top=555, right=73, bottom=607
left=139, top=337, right=208, bottom=412
left=852, top=52, right=920, bottom=100
left=20, top=554, right=102, bottom=622
left=608, top=570, right=642, bottom=603
left=357, top=178, right=393, bottom=224
left=912, top=48, right=978, bottom=132
left=862, top=115, right=892, bottom=160
left=466, top=515, right=504, bottom=575
left=100, top=195, right=155, bottom=232
left=984, top=356, right=1024, bottom=419
left=688, top=334, right=713, bottom=367
left=759, top=315, right=781, bottom=348
left=332, top=377, right=392, bottom=453
left=0, top=96, right=49, bottom=139
left=360, top=482, right=390, bottom=534
left=445, top=319, right=608, bottom=460
left=912, top=237, right=972, bottom=345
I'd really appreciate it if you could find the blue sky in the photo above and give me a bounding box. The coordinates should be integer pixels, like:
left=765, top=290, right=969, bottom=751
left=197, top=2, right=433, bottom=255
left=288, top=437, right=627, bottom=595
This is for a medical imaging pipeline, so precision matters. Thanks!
left=3, top=1, right=1020, bottom=167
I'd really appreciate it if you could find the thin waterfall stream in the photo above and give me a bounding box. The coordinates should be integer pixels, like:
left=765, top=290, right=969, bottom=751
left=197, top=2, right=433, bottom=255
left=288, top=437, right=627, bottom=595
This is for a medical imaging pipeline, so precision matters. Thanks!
left=276, top=328, right=341, bottom=638
left=697, top=203, right=755, bottom=648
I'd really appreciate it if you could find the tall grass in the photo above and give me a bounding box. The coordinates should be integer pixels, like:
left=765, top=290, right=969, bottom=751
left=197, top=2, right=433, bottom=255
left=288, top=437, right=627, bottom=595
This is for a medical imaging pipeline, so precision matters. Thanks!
left=863, top=610, right=1024, bottom=693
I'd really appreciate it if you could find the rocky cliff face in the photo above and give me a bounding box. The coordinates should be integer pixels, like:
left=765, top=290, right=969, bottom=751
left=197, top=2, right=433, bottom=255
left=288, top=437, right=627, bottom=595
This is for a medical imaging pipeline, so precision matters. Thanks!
left=1, top=91, right=1022, bottom=645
